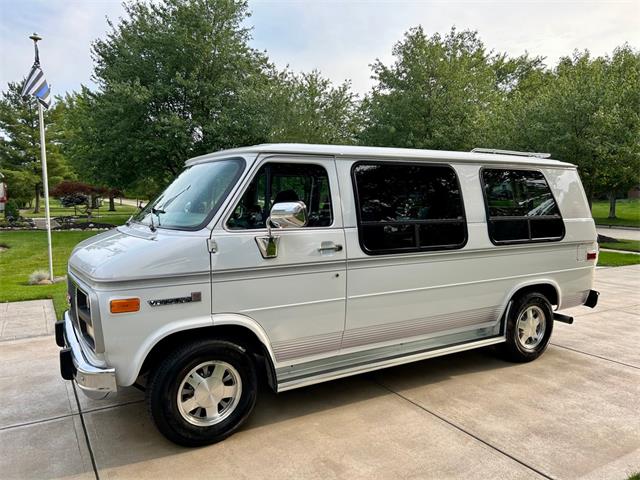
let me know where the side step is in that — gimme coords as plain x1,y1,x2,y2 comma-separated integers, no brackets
553,312,574,324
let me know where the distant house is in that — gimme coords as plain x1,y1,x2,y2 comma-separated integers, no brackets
629,185,640,199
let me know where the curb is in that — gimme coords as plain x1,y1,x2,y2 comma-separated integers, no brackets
596,225,640,231
599,248,640,255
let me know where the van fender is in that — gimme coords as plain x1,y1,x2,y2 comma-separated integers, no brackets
497,278,562,323
211,313,277,366
122,315,215,386
123,314,277,387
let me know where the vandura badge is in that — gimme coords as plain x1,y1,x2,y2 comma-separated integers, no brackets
148,292,202,307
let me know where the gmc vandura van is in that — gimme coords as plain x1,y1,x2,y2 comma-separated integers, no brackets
56,144,599,446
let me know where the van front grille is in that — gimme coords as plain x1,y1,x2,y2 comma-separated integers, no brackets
68,279,95,349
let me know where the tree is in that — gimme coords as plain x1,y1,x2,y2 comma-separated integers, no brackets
0,81,73,211
359,27,503,150
510,48,640,209
74,0,272,194
595,46,640,217
0,169,36,207
66,0,363,196
262,70,360,144
536,52,608,206
482,54,552,151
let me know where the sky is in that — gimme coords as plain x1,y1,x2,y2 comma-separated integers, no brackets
1,0,638,97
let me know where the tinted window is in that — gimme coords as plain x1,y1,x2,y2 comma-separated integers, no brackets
482,169,564,243
227,163,332,229
353,163,466,254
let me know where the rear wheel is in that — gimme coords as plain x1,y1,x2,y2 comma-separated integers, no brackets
498,292,553,363
146,339,257,446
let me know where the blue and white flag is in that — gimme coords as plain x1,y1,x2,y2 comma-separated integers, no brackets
21,63,51,109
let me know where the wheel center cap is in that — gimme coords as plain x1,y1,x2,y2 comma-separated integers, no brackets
194,379,222,408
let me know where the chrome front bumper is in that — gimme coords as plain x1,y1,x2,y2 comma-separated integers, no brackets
56,311,117,399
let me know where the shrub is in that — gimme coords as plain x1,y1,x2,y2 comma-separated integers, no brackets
60,193,88,211
0,170,37,207
60,193,88,207
4,200,19,220
28,270,50,284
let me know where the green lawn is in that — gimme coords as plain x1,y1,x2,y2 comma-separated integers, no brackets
597,251,640,267
592,199,640,228
599,239,640,252
0,230,99,317
20,198,138,226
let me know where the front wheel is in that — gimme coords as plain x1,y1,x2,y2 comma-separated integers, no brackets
498,292,554,363
146,339,257,447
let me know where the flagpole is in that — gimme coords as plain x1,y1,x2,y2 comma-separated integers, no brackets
30,33,54,282
37,101,54,281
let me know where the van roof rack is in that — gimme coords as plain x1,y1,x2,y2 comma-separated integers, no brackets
471,148,551,159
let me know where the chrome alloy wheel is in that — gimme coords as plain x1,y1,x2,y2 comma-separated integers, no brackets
177,361,242,427
516,306,546,351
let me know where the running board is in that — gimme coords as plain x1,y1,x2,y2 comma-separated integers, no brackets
553,312,574,324
277,336,505,392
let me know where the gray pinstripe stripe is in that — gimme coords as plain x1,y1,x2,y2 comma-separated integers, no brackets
341,305,501,349
273,331,343,361
272,306,501,361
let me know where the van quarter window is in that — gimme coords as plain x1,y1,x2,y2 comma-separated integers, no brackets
352,162,467,254
227,163,333,229
481,169,565,243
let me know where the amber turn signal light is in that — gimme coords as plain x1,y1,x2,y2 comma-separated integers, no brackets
110,298,140,314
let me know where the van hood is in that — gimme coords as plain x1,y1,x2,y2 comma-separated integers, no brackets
68,225,210,283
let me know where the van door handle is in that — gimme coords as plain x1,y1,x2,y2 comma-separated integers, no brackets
318,242,343,253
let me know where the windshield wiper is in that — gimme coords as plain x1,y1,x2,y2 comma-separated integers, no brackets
156,185,191,211
142,184,190,232
149,206,165,230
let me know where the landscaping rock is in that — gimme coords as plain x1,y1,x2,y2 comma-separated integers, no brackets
54,221,115,230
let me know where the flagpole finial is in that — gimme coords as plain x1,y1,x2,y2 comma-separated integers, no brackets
29,33,42,65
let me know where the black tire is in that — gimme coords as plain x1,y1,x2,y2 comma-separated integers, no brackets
146,339,257,447
497,292,554,363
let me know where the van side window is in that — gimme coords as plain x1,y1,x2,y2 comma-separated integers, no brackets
481,169,564,243
227,163,333,229
352,163,467,254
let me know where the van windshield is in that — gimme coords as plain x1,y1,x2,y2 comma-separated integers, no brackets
132,158,244,230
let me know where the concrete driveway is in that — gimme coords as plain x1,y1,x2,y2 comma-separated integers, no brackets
1,266,639,480
597,227,640,241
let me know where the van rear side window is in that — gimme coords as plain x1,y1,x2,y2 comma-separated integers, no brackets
481,169,565,244
352,162,467,255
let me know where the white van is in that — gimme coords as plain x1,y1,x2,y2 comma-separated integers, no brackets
57,144,599,446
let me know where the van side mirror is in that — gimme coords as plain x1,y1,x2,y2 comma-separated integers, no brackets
269,201,308,229
255,201,308,259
